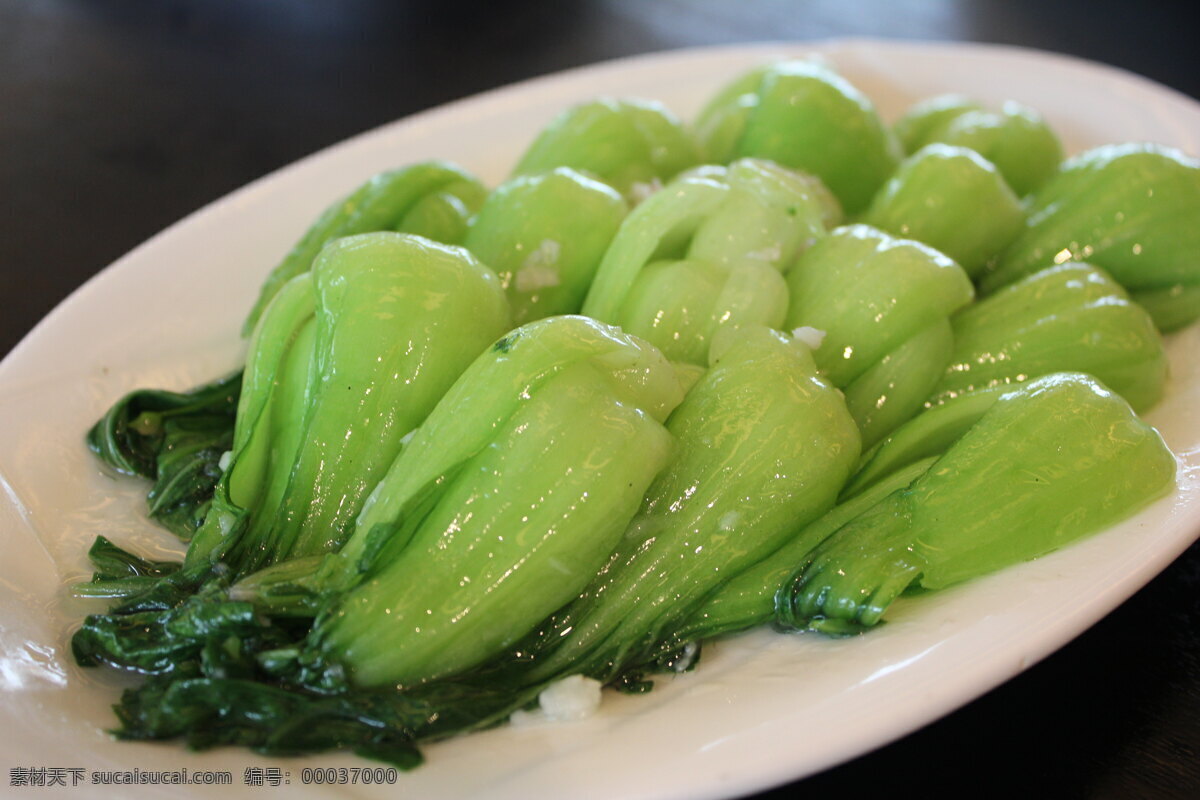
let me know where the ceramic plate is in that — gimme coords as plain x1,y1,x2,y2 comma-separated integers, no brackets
2,39,1198,800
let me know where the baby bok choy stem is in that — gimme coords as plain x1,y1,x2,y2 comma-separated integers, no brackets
462,167,629,325
981,143,1200,332
308,315,684,689
694,60,901,214
72,232,510,674
859,143,1026,277
930,261,1167,412
187,232,511,577
783,224,975,448
512,97,698,201
74,316,685,767
517,325,860,684
671,455,939,646
777,372,1176,634
892,95,1064,197
244,161,488,332
582,158,836,367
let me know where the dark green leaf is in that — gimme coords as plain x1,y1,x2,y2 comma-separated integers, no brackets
88,372,241,539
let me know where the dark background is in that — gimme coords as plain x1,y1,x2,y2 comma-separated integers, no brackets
2,1,1198,797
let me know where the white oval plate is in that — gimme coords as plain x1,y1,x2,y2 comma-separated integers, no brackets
1,40,1198,800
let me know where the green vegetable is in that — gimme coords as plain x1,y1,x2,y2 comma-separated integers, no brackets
784,224,975,447
838,319,955,451
71,63,1195,771
893,94,981,154
859,144,1025,276
72,539,544,767
1133,283,1200,333
72,536,186,600
102,632,542,768
523,326,860,682
463,167,628,325
582,158,835,365
309,315,683,688
512,97,698,200
87,373,241,539
244,161,488,333
778,372,1176,633
982,143,1200,331
684,162,840,266
932,261,1167,412
841,386,1006,501
895,95,1063,196
694,60,901,214
674,455,937,644
844,261,1165,502
190,232,511,575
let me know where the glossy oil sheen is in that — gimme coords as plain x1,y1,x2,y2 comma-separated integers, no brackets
841,317,954,449
842,385,1005,501
934,261,1167,411
679,456,936,641
585,159,833,365
915,100,1063,196
321,365,673,688
859,143,1024,276
984,143,1200,331
785,373,1177,628
464,168,628,325
314,316,682,686
512,97,698,200
332,315,685,580
245,161,487,331
695,60,901,214
527,326,860,679
893,94,982,154
784,224,974,389
195,233,511,573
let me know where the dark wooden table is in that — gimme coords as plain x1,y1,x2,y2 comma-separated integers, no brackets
3,1,1197,797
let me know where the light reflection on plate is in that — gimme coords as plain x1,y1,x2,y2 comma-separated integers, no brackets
1,40,1198,800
